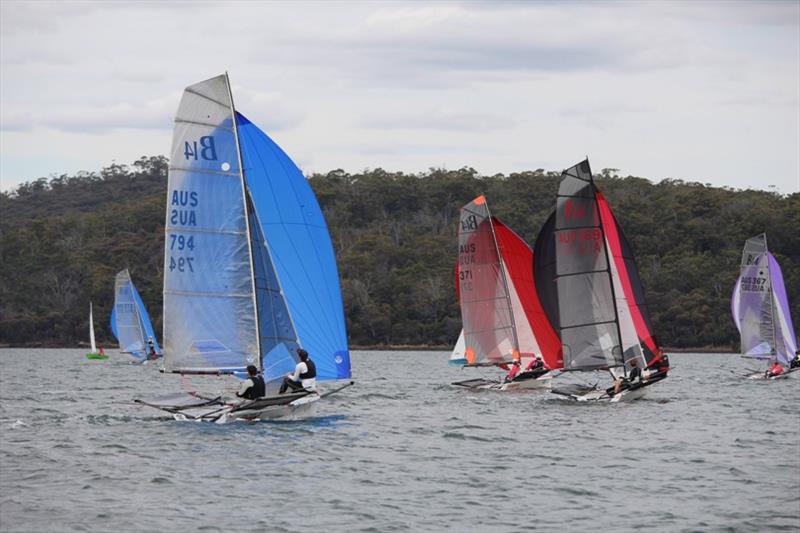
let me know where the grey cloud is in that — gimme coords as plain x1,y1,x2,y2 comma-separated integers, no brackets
360,108,515,132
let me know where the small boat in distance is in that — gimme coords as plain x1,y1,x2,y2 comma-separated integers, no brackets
732,234,798,379
544,159,668,402
110,269,161,362
450,195,562,391
85,302,108,360
136,73,352,422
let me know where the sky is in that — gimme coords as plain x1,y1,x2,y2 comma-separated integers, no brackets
1,0,799,193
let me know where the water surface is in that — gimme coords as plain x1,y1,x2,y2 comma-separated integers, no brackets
1,349,798,532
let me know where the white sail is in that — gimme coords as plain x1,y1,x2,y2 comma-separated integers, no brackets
89,302,97,354
449,329,466,365
163,74,259,373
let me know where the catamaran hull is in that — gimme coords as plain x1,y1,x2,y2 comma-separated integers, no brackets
552,375,666,403
574,386,647,403
452,372,552,391
746,368,800,380
225,393,320,422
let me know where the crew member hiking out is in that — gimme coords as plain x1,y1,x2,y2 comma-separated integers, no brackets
279,348,317,394
237,365,266,400
611,359,642,395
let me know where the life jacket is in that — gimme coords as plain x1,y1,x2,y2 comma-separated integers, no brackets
300,359,316,380
769,364,784,376
244,375,266,399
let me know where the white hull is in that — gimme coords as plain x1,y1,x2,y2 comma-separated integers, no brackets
746,367,800,380
553,384,649,403
498,374,552,391
452,372,552,392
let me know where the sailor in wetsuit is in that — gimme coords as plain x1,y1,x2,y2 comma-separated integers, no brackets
790,350,800,369
279,348,317,394
237,365,266,400
612,359,642,395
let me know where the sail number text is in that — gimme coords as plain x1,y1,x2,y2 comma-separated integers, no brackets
740,276,766,292
184,136,217,161
169,188,198,274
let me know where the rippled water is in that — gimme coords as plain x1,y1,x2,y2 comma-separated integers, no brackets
1,349,798,532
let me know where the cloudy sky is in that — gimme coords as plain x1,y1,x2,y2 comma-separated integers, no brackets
1,1,798,193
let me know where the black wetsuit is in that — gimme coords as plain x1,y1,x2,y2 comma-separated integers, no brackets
241,375,266,400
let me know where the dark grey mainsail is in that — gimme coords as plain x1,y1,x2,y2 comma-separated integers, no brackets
554,160,623,372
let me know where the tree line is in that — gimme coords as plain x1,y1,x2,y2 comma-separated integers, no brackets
1,156,797,350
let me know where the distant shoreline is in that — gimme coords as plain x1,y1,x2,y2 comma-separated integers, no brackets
0,342,736,353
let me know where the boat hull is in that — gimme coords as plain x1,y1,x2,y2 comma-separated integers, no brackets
552,375,665,403
226,393,320,422
85,353,108,360
451,372,552,391
747,367,800,380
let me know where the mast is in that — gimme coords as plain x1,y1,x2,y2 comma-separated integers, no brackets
763,234,777,356
485,202,521,360
225,72,262,368
590,171,627,375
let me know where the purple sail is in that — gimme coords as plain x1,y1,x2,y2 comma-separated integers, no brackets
731,234,797,365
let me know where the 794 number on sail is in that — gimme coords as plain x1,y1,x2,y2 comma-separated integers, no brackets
169,256,194,273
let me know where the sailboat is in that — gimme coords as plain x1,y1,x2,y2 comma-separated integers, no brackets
450,195,562,391
85,302,107,360
732,234,798,379
110,269,161,362
136,73,351,422
542,160,668,402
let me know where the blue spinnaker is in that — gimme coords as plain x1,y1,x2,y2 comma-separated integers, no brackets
237,112,351,381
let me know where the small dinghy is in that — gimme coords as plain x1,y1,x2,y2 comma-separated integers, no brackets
450,195,562,391
731,234,798,380
135,73,352,422
539,159,669,403
85,302,108,360
110,269,161,363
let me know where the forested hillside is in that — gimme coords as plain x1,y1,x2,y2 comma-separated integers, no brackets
1,156,798,350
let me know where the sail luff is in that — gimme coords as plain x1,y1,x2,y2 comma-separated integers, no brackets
226,72,262,370
763,235,779,358
485,204,522,360
593,178,628,374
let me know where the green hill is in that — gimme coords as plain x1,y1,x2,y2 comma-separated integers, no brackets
1,156,797,350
